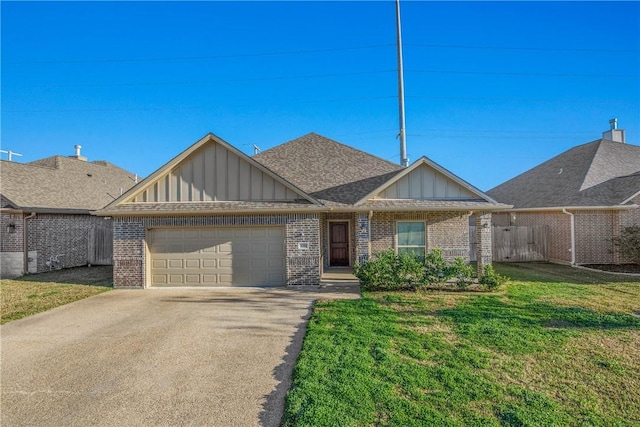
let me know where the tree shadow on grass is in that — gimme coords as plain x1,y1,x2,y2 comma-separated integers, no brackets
496,262,640,285
436,295,640,354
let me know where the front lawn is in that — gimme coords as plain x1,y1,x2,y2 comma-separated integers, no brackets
0,266,112,324
282,263,640,426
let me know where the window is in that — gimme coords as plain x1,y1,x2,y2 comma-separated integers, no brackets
396,221,426,257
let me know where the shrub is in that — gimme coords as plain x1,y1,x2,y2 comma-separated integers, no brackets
447,257,476,289
479,264,508,290
354,249,507,292
355,249,486,291
421,248,448,286
354,249,422,291
612,225,640,264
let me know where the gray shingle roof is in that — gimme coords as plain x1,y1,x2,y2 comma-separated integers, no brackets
487,139,640,208
96,132,505,215
253,133,405,206
1,156,138,212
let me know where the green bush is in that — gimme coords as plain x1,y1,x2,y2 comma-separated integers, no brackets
354,249,423,291
612,225,640,264
355,249,509,292
421,248,448,286
447,257,476,289
479,264,508,290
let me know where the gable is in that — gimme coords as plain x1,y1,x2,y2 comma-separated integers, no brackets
123,134,313,204
375,163,477,200
357,157,492,205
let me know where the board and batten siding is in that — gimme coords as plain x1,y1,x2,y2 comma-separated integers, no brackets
131,142,301,203
375,164,476,200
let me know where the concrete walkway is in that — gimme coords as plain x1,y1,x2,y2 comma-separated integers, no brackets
1,286,360,427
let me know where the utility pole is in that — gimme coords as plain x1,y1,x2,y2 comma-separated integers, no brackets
396,0,409,167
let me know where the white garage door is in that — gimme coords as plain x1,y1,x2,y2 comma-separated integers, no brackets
149,227,285,287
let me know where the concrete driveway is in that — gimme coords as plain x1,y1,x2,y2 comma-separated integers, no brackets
1,286,359,427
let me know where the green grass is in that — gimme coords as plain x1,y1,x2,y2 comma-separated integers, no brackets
282,263,640,427
1,266,112,324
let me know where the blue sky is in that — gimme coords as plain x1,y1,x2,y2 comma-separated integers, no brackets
2,1,638,191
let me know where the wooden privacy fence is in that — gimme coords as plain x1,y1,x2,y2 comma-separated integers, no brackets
88,227,113,265
470,225,549,262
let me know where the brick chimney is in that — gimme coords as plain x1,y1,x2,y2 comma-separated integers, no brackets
602,118,626,143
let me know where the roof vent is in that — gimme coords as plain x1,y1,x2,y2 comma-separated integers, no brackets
602,118,625,143
71,144,88,161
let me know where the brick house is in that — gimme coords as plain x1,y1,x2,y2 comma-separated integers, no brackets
0,147,137,278
96,133,508,288
488,120,640,265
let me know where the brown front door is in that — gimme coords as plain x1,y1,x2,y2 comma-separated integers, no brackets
329,222,349,266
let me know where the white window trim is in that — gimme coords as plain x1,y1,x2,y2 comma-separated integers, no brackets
395,220,427,255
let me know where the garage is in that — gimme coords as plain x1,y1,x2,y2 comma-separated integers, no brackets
148,227,285,287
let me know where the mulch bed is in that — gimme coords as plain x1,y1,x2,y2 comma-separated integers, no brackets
582,264,640,274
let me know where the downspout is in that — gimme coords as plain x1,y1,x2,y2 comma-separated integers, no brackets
562,209,575,265
23,212,36,274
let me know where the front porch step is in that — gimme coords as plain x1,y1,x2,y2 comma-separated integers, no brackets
321,268,359,283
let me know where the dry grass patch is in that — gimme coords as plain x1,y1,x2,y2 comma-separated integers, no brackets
536,282,640,316
1,266,112,324
500,331,640,423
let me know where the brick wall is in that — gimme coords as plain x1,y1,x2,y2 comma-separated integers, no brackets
370,211,471,261
476,212,492,275
286,215,321,285
356,212,370,264
1,212,23,252
574,210,616,264
27,214,112,272
617,199,640,264
0,212,25,278
112,213,321,288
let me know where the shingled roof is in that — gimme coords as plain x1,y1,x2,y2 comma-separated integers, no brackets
487,138,640,209
1,156,138,213
253,133,404,206
96,131,505,215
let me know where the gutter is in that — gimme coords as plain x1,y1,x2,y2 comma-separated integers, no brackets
19,207,93,215
494,204,638,213
562,208,576,265
23,212,36,274
94,204,513,217
0,208,24,214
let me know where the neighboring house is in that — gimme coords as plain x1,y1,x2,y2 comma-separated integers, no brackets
97,132,508,288
0,146,138,278
488,120,640,265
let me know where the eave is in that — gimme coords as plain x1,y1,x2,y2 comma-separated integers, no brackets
494,204,639,213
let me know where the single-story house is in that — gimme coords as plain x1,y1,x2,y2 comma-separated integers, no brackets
487,120,640,265
97,132,509,288
0,146,138,278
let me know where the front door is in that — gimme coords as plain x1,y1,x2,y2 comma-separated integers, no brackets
329,222,349,266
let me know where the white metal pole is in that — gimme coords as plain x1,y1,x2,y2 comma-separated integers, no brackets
396,0,408,167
